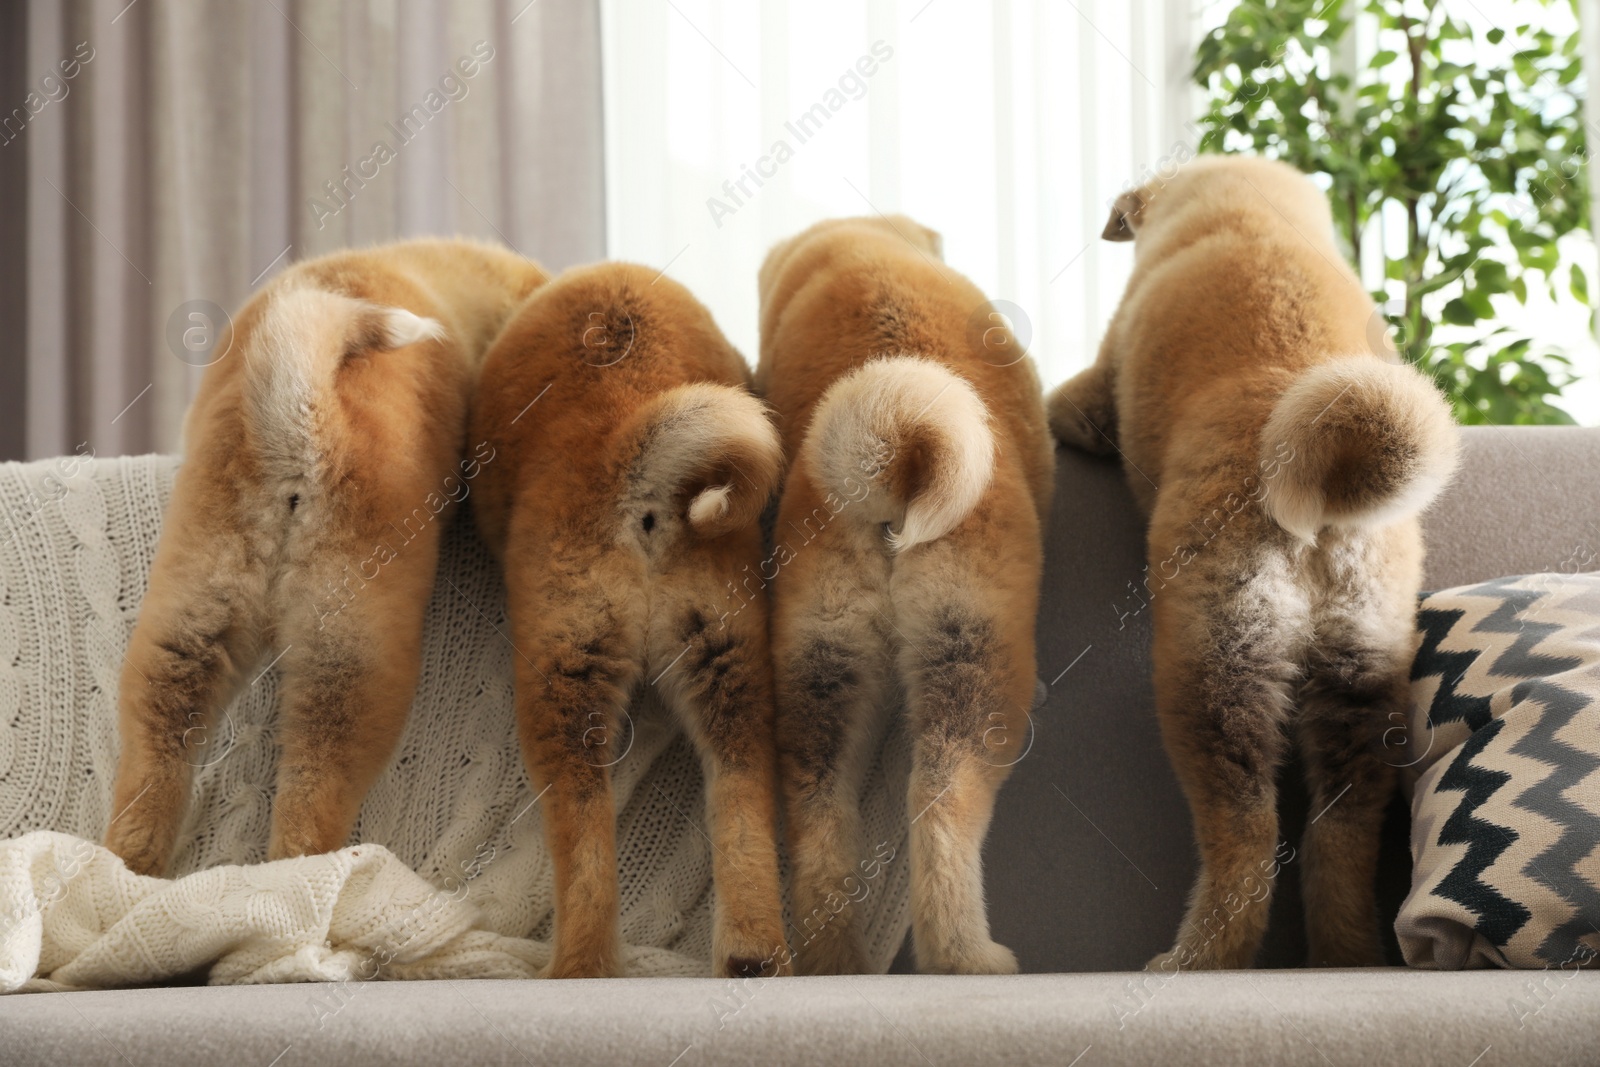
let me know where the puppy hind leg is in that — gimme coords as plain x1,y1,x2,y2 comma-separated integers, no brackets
776,600,894,976
266,527,449,858
898,600,1031,975
654,590,790,978
1296,642,1405,967
522,641,638,979
266,628,422,860
107,580,258,876
511,562,643,980
1152,581,1302,970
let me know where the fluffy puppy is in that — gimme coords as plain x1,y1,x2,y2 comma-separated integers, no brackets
1049,156,1459,969
757,216,1054,974
470,262,790,980
106,239,548,876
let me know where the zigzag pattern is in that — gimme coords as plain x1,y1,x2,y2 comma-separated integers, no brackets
1412,601,1492,732
1476,583,1585,682
1507,674,1600,967
1433,717,1533,947
1399,573,1600,970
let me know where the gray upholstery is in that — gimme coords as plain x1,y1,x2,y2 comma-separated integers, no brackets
1420,426,1600,590
982,426,1600,975
7,971,1598,1066
981,432,1189,974
8,426,1600,1064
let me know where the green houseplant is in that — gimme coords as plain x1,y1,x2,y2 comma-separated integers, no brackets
1193,0,1590,424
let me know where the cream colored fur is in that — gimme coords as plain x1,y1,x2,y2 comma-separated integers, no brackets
624,382,785,539
758,216,1054,976
105,239,548,879
1046,156,1462,971
245,287,446,486
1261,357,1460,543
803,356,996,553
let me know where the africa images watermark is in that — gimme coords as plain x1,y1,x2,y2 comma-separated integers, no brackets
1110,838,1298,1030
1112,439,1298,631
1,837,98,933
307,40,496,230
705,839,899,1032
305,839,500,1028
312,440,498,629
714,434,896,631
1508,942,1599,1030
705,40,895,228
0,442,96,547
1,41,94,147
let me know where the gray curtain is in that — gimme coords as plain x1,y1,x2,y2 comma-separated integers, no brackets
5,0,605,460
0,1,26,463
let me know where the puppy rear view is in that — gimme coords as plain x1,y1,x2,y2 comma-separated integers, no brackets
759,217,1054,974
107,240,547,876
1049,156,1458,969
470,263,790,979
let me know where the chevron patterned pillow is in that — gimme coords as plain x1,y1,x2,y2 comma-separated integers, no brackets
1396,573,1600,971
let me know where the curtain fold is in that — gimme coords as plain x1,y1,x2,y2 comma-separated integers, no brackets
0,2,24,463
16,0,606,460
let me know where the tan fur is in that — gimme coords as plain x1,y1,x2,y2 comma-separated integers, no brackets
757,216,1054,975
1048,156,1460,969
106,239,548,877
470,262,790,980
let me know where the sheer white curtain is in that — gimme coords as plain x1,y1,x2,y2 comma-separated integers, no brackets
600,0,1202,386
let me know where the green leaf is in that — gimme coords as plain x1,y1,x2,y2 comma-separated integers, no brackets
1191,0,1589,426
1441,298,1478,326
1474,260,1511,293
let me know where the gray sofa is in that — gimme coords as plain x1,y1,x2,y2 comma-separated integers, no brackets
8,427,1600,1065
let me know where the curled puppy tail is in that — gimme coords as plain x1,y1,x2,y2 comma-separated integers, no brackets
243,286,444,485
1260,356,1459,543
624,382,784,538
802,355,995,553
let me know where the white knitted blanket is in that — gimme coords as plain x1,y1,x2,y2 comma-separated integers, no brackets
0,454,913,992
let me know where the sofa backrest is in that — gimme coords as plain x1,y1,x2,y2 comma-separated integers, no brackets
969,426,1600,974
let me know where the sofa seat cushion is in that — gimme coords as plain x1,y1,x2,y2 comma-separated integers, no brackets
6,971,1598,1066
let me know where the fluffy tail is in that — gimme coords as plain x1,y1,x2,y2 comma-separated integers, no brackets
244,285,444,483
624,382,784,538
1260,357,1459,542
801,356,995,553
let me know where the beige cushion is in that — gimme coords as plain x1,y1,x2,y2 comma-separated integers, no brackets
1399,573,1600,969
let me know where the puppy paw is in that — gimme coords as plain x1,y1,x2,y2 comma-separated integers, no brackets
1150,939,1250,971
920,938,1019,975
1146,948,1182,973
792,929,870,976
1047,372,1119,456
543,951,622,980
103,822,170,878
721,953,791,979
717,929,794,978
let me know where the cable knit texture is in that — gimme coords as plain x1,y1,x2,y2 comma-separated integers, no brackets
0,454,914,992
